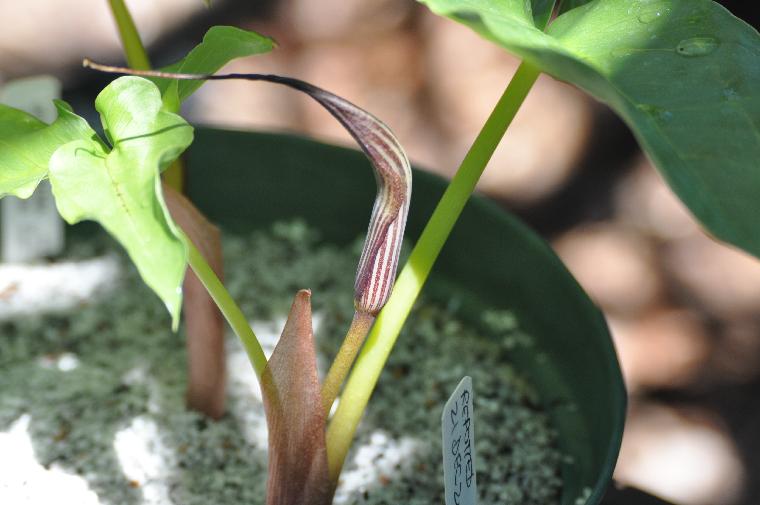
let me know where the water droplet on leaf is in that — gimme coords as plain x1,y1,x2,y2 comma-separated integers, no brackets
659,110,673,123
611,47,634,58
637,104,672,123
723,88,740,101
638,104,659,115
637,4,671,24
676,37,719,57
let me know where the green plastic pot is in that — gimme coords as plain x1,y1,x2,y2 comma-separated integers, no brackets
184,127,626,505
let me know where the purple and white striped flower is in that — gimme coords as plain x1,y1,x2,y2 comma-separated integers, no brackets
224,76,412,315
295,85,411,315
82,59,413,315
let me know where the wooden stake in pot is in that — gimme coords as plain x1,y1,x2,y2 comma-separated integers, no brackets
164,183,226,420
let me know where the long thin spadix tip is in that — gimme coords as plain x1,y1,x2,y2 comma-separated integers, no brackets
82,59,123,74
82,59,210,80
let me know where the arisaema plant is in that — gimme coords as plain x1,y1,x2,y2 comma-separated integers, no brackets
0,0,757,503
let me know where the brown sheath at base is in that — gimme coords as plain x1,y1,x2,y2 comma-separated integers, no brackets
262,290,331,505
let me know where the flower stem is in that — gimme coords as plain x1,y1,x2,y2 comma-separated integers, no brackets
325,61,541,482
186,238,267,377
107,0,151,70
321,311,375,417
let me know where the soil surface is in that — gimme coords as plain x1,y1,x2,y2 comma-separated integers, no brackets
0,223,566,505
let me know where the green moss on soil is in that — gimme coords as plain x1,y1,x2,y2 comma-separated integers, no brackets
0,222,563,504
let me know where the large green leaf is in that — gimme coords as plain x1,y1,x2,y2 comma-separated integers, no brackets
421,0,760,259
0,102,94,198
155,25,275,109
49,77,193,327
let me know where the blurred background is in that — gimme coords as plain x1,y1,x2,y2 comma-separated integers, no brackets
1,1,759,504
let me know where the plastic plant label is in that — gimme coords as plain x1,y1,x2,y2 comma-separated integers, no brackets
442,376,477,505
1,76,65,263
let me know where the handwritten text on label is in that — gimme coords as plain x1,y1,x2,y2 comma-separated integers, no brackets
442,376,477,505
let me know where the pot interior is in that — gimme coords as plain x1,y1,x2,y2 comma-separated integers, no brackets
184,127,626,505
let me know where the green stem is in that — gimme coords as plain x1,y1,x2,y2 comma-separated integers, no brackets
321,311,375,417
107,0,186,188
107,0,151,70
186,238,267,377
325,61,541,482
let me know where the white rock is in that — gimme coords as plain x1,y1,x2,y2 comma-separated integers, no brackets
0,415,100,505
665,233,760,319
614,157,699,240
615,403,744,505
333,430,422,504
554,223,662,315
607,310,709,392
113,417,170,504
0,255,120,320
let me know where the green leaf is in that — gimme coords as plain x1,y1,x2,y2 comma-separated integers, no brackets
49,76,193,327
557,0,592,14
532,0,556,29
155,26,275,109
0,101,95,198
420,0,760,259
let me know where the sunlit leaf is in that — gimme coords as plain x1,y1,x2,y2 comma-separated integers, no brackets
420,0,760,260
153,26,275,110
0,101,94,198
49,76,193,327
261,290,331,505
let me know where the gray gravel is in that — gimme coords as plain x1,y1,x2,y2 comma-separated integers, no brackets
0,222,562,504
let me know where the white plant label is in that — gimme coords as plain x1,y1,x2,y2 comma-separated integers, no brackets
442,376,477,505
1,76,64,263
